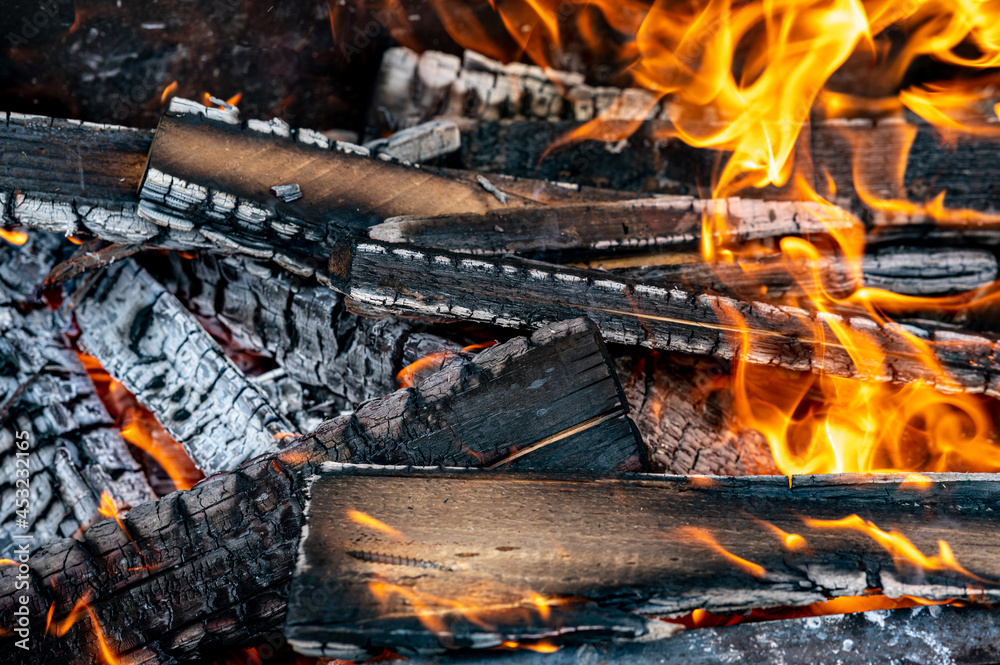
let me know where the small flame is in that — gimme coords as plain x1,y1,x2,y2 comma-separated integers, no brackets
97,491,129,538
757,520,807,551
0,559,16,566
804,514,986,581
0,228,28,246
160,80,178,103
397,341,497,388
51,594,120,664
272,431,299,441
347,509,407,541
369,579,557,648
673,526,767,578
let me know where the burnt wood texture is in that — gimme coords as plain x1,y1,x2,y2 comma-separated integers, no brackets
0,318,644,665
0,233,155,556
325,237,1000,394
287,466,1000,659
74,259,294,475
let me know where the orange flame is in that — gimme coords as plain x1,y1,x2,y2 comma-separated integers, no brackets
160,80,178,103
397,341,497,388
674,526,767,578
804,514,987,582
758,520,808,551
0,228,28,246
50,594,120,664
78,352,203,492
97,491,127,535
369,579,557,648
347,509,407,541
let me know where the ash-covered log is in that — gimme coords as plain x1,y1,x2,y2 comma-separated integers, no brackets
287,466,1000,659
74,259,293,475
0,235,154,556
0,318,644,665
151,252,420,408
325,237,1000,394
394,604,1000,665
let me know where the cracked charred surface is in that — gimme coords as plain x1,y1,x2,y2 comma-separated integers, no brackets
327,238,1000,395
0,318,643,664
74,259,293,475
0,234,154,556
395,604,1000,665
151,252,417,409
615,353,777,476
289,466,1000,659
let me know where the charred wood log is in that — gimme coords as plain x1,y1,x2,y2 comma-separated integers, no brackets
324,238,1000,395
615,353,777,476
74,259,293,475
368,197,856,261
363,119,463,163
133,99,539,273
0,318,644,665
0,112,158,244
617,246,999,300
287,466,1000,659
150,252,418,408
0,261,154,555
365,48,633,140
394,604,1000,665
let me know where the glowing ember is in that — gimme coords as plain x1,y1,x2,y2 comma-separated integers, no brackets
673,526,767,578
0,228,28,246
804,514,986,581
78,352,203,492
347,509,408,541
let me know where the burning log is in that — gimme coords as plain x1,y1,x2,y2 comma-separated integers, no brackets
0,112,157,244
619,246,999,300
0,237,154,556
324,237,1000,394
286,465,1000,659
74,259,294,475
615,353,777,476
364,48,619,140
0,318,644,665
133,99,536,271
393,604,1000,665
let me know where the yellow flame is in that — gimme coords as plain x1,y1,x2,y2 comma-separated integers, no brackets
804,514,987,582
347,509,407,541
97,491,128,536
674,526,767,578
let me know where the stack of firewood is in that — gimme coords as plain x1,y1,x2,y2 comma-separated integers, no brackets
2,47,1000,665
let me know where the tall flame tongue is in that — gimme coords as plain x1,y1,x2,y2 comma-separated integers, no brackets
415,0,1000,475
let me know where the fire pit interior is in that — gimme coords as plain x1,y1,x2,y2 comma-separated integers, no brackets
3,1,1000,664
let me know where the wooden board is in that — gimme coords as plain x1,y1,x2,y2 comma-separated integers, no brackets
287,467,1000,658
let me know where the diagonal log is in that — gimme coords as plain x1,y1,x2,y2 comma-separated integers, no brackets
324,237,1000,395
0,318,644,665
287,465,1000,659
74,259,293,475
